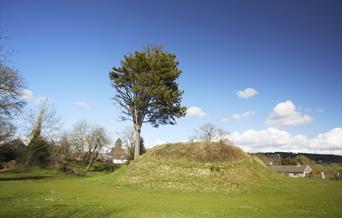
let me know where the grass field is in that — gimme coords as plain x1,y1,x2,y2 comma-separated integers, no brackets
0,167,341,218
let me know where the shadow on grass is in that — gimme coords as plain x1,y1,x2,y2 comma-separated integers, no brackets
0,175,52,181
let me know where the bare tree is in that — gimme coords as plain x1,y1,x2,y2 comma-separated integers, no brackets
216,128,231,144
0,120,15,144
69,120,111,173
83,127,111,173
0,34,14,64
69,120,92,158
0,64,25,118
49,133,71,170
0,45,26,143
24,100,62,142
0,35,26,143
191,123,230,143
119,127,146,161
200,123,217,142
119,127,135,155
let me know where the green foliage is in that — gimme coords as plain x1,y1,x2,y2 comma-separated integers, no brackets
109,45,186,127
25,136,50,167
25,109,51,167
92,162,120,172
66,161,120,174
281,158,297,165
0,139,26,162
281,155,315,166
293,155,315,165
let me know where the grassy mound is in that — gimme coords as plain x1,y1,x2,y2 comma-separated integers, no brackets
111,142,279,193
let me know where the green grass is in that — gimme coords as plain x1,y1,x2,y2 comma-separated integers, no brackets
111,142,280,193
0,167,341,217
1,143,341,217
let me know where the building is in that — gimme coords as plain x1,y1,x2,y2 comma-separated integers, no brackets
98,154,113,163
270,165,312,177
111,138,128,164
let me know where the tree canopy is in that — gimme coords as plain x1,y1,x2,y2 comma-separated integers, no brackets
109,45,186,160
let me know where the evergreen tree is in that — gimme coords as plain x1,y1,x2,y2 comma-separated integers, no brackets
25,107,50,166
109,45,186,160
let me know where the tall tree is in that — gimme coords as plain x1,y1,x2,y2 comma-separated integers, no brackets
24,100,62,142
25,105,49,166
0,36,25,143
109,46,186,160
25,101,62,166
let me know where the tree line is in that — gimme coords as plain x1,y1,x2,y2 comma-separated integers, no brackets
1,40,186,173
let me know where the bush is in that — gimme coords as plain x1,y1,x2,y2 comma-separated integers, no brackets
0,139,26,162
93,163,119,172
25,136,51,167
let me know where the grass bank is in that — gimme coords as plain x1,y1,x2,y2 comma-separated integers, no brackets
0,168,341,217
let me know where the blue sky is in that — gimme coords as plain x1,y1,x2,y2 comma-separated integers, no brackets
1,0,341,153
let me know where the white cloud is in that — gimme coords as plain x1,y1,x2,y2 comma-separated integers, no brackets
186,106,206,118
266,100,312,127
236,88,258,99
232,111,256,120
21,89,33,100
229,127,342,155
311,128,342,151
74,101,89,108
21,89,47,104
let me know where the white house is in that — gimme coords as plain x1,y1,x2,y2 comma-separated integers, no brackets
271,165,313,177
111,138,128,164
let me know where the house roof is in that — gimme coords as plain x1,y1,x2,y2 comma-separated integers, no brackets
271,165,312,173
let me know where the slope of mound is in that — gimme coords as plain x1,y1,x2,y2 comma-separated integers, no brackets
111,142,279,193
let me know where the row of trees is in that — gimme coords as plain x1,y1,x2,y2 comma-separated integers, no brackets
0,36,146,173
0,98,143,173
3,40,219,168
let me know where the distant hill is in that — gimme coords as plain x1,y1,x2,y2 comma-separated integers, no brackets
252,152,342,164
108,142,280,193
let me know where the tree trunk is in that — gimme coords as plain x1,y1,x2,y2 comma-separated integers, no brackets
134,124,141,160
83,156,94,173
83,147,92,161
83,146,98,173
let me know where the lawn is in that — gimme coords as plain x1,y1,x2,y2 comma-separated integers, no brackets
0,168,341,217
